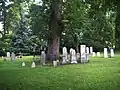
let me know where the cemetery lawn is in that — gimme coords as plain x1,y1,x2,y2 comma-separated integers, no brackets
0,53,120,90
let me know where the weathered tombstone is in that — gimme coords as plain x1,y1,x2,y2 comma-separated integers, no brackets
31,62,36,68
104,48,108,58
7,52,10,58
86,53,90,62
11,52,15,61
97,52,100,57
40,51,46,65
71,49,77,64
76,53,80,61
110,48,114,57
86,47,90,62
70,48,73,61
86,47,89,54
80,45,87,63
92,52,96,57
22,62,25,67
62,47,68,64
90,47,93,54
53,61,57,67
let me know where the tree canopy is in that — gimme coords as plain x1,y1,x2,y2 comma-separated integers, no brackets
0,0,120,58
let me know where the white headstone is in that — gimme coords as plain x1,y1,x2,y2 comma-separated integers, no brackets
62,47,68,64
40,51,46,65
80,45,87,63
104,48,108,58
53,61,57,67
31,62,36,68
97,52,100,57
11,52,15,61
86,47,89,54
90,47,93,54
22,62,25,67
71,49,77,64
7,52,10,58
92,52,96,57
110,49,114,57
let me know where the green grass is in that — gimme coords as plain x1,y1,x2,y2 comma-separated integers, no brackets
0,53,120,90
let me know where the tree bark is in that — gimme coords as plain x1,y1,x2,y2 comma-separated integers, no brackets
47,0,62,61
47,36,60,61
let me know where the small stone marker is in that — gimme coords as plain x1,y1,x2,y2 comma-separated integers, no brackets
71,49,77,64
53,61,57,67
31,62,36,68
97,52,100,57
92,52,96,57
90,47,93,54
62,47,68,64
11,52,15,61
110,48,114,57
104,48,108,58
40,51,46,65
22,62,25,67
7,52,10,58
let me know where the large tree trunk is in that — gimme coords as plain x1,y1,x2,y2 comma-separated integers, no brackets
47,0,62,61
47,36,60,61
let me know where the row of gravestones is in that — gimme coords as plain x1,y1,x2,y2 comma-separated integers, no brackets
9,46,115,68
5,52,16,61
40,45,91,67
4,52,22,61
62,45,90,64
22,45,90,68
92,48,115,58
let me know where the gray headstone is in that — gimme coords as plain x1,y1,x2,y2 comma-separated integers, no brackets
86,53,90,62
11,52,15,61
70,48,73,61
40,51,46,65
76,53,80,61
71,49,77,64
